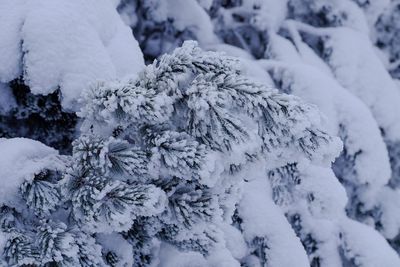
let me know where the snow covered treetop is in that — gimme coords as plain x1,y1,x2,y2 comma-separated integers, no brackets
81,41,342,167
0,0,144,111
66,41,344,265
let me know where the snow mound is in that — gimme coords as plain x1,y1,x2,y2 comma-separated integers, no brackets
0,138,64,207
0,0,144,111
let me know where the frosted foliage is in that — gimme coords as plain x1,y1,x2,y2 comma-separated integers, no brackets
0,139,107,266
129,0,400,264
71,41,344,266
0,0,144,110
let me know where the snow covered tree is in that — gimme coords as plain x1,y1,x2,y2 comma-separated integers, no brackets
0,0,145,152
0,138,108,266
115,0,400,256
2,0,400,265
68,41,338,265
63,41,399,266
282,0,400,248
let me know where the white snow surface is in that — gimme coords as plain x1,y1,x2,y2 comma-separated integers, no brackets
272,38,390,182
265,32,392,210
167,0,217,45
325,27,400,141
340,218,400,267
97,233,135,267
239,177,310,267
357,0,391,33
0,138,65,207
242,0,288,32
0,0,144,111
377,187,400,238
158,243,207,267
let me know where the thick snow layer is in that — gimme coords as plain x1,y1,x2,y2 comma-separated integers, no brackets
0,0,26,83
298,163,348,217
340,218,400,267
265,40,391,188
0,0,144,111
239,174,310,267
325,27,400,141
148,0,217,46
96,233,135,267
168,0,216,44
206,245,241,267
356,0,391,33
241,0,288,32
377,187,400,238
263,34,397,240
221,224,247,260
158,243,207,267
0,138,64,207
